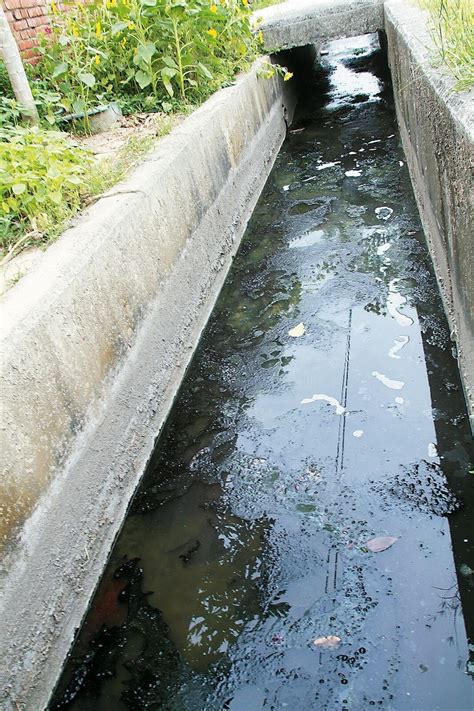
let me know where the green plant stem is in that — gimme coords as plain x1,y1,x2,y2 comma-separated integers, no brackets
171,17,186,100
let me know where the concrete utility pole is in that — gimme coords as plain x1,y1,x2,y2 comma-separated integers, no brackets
0,5,39,124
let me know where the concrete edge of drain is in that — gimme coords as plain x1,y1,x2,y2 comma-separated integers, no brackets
0,61,297,710
384,0,474,430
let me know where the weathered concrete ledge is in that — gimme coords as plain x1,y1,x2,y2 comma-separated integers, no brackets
0,62,296,710
256,0,384,51
385,0,474,427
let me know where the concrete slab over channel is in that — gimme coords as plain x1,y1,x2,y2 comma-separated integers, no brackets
0,62,296,710
256,0,384,51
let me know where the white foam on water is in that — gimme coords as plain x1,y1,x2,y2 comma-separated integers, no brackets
428,442,438,458
353,430,364,437
395,396,404,404
345,170,362,177
388,335,409,359
376,242,392,256
301,393,346,414
387,280,414,327
372,371,404,390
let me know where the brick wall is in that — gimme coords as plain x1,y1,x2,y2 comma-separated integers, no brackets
4,0,50,62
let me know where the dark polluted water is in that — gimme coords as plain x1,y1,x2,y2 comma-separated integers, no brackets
52,36,474,710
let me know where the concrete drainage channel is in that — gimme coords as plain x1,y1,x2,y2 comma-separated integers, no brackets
0,1,472,709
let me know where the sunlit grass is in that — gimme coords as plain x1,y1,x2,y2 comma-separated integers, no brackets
252,0,285,11
420,0,474,91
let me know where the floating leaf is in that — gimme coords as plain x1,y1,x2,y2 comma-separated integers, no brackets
288,322,305,337
366,536,398,553
313,635,341,649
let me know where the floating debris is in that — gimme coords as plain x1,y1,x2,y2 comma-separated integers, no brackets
375,206,393,220
313,635,342,649
288,322,306,337
366,536,398,552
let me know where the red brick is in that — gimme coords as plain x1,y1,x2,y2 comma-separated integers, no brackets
4,0,21,11
13,19,28,30
30,15,48,27
17,37,36,50
13,8,28,19
27,7,43,17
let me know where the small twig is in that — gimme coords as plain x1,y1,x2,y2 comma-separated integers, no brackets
0,230,41,267
84,188,146,206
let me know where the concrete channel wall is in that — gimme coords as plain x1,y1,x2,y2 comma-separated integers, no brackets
0,63,296,710
384,0,474,428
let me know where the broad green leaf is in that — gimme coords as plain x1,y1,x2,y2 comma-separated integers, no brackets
162,75,174,97
111,21,128,34
52,62,68,79
47,164,61,179
50,192,62,205
163,56,179,69
162,101,173,112
72,99,86,114
136,42,156,62
12,183,26,195
140,0,157,5
78,72,96,88
135,70,151,89
161,67,177,78
197,62,212,79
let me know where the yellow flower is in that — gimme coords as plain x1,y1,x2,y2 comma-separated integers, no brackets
128,21,135,29
207,28,217,38
210,3,217,12
51,0,58,14
242,0,248,6
121,37,127,47
71,24,79,37
95,21,102,38
95,55,101,65
257,29,263,43
283,71,293,81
